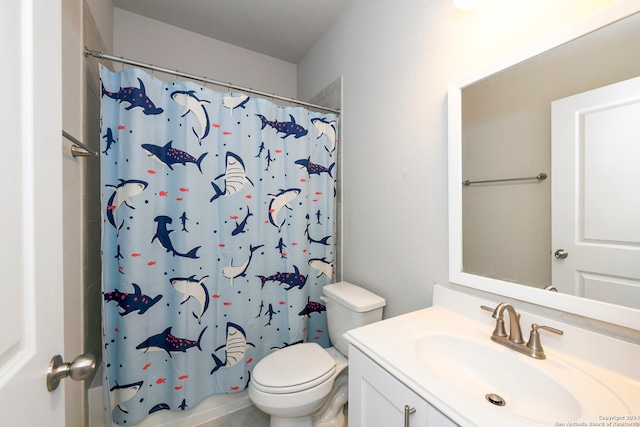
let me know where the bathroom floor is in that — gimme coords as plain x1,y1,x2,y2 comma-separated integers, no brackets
195,405,270,427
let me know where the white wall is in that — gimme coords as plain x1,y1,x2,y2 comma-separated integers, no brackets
297,0,623,319
113,8,297,98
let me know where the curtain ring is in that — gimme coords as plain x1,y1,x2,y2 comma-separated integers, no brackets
120,56,124,71
203,76,207,89
175,70,179,82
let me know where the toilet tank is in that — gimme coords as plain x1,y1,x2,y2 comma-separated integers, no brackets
322,281,386,355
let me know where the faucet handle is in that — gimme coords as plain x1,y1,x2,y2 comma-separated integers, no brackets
480,305,494,313
526,324,564,359
535,324,563,335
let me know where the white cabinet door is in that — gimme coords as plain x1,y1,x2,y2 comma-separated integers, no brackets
349,346,458,427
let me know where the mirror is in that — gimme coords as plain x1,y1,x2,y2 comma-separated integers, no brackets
449,3,640,330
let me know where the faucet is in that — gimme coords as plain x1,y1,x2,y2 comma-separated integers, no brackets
490,303,524,344
481,304,563,360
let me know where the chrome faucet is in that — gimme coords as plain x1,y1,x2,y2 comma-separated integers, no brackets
481,304,563,360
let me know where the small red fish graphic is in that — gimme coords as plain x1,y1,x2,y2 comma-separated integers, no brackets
279,301,286,305
179,188,189,192
212,123,220,128
158,191,168,197
316,329,324,333
280,252,287,257
315,192,322,195
275,149,282,153
300,179,307,183
176,197,183,201
230,386,239,391
148,170,156,174
291,242,298,246
156,378,166,385
143,363,152,370
147,261,156,266
245,195,252,199
118,265,124,271
212,294,221,299
115,328,119,333
246,358,253,364
178,375,189,380
118,125,125,130
218,243,225,247
223,302,232,306
312,199,318,203
107,205,116,211
174,386,183,390
131,253,141,257
229,216,239,220
222,131,232,135
303,249,308,253
314,336,319,340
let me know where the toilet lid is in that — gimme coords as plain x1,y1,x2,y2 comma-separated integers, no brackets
251,343,336,394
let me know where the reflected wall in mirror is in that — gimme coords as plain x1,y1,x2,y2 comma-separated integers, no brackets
462,10,640,295
449,3,640,330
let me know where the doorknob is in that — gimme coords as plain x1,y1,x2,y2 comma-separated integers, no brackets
554,249,568,259
47,353,96,392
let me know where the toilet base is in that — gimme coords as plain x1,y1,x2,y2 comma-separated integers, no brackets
263,372,348,427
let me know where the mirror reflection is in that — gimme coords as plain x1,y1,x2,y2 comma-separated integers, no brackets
461,11,640,309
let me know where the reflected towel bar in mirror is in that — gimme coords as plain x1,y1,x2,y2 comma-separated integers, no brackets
462,172,547,186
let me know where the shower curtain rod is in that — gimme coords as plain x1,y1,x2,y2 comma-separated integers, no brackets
84,47,340,114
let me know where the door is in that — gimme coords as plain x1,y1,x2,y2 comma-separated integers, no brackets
0,0,65,425
552,76,640,308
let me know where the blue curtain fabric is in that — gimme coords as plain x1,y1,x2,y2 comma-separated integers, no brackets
100,65,338,425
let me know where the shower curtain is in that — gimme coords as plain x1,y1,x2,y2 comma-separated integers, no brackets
99,64,338,425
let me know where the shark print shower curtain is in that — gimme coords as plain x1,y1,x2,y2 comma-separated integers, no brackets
99,65,338,425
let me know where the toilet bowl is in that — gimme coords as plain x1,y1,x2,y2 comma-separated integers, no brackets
248,282,386,427
249,344,347,426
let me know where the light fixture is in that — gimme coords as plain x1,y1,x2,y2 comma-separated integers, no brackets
454,0,486,10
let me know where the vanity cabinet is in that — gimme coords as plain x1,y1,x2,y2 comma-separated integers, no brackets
349,345,458,427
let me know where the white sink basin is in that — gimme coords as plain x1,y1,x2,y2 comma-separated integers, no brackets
415,332,624,424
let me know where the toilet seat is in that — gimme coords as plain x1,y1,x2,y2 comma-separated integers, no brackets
251,343,336,394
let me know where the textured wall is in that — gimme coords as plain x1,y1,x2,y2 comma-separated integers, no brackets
297,0,622,319
113,8,297,99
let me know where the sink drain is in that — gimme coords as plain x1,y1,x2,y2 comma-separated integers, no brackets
485,393,506,406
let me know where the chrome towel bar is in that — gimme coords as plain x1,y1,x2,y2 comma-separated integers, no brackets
462,172,546,186
62,130,98,157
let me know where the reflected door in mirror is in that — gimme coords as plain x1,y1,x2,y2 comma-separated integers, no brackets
552,76,640,310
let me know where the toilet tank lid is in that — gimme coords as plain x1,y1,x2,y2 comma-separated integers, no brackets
323,281,386,312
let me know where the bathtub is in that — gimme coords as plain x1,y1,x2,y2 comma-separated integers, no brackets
88,366,252,427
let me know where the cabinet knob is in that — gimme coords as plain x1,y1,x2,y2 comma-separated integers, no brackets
404,405,416,427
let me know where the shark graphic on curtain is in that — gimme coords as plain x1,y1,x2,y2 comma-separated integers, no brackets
99,65,338,425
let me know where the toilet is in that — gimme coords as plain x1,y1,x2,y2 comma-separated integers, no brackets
248,281,386,427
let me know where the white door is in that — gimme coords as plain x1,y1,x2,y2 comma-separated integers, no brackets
0,0,65,425
552,76,640,309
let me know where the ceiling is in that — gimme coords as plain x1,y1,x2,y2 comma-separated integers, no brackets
112,0,352,64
